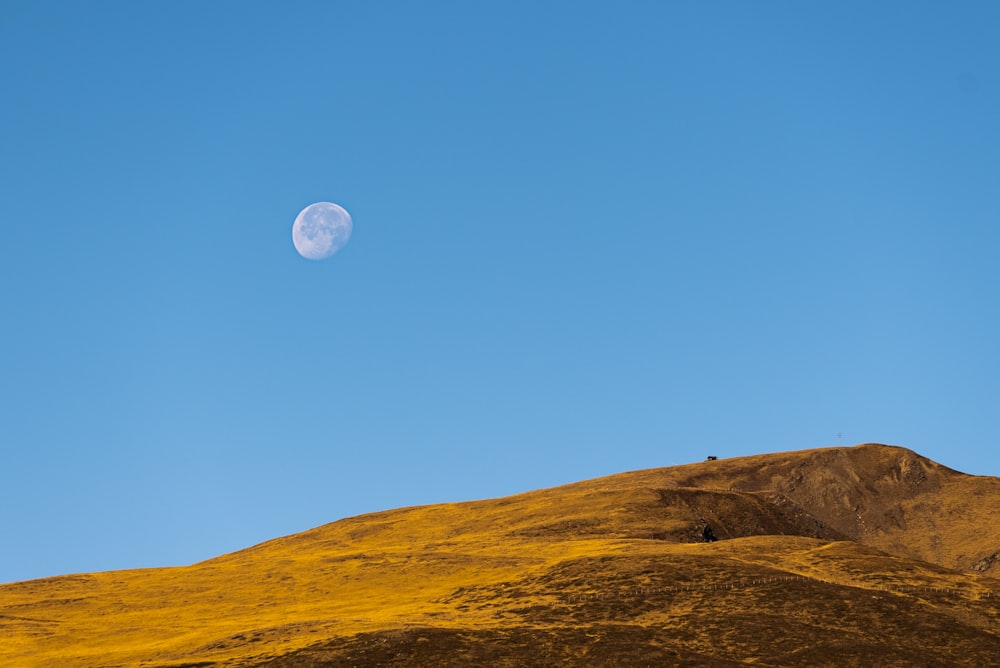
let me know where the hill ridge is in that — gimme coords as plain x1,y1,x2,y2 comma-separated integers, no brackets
2,443,999,667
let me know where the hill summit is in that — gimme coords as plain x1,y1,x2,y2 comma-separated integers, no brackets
2,443,999,666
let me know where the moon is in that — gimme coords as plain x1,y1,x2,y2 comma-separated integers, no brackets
292,202,353,260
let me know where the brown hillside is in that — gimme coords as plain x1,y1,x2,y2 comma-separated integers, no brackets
569,442,1000,572
1,443,999,667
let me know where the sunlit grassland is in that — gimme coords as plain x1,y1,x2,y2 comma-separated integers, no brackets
2,444,999,666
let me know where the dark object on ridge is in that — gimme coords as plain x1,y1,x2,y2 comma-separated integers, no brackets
706,455,718,461
702,525,717,542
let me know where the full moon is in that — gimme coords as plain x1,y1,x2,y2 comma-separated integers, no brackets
292,202,353,260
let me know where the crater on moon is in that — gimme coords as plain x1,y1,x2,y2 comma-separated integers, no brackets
292,202,352,260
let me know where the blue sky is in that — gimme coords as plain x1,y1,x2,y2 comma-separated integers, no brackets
2,1,998,583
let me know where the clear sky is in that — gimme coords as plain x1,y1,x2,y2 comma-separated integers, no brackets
2,2,998,584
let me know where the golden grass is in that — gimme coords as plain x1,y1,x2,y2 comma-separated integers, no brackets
2,443,999,667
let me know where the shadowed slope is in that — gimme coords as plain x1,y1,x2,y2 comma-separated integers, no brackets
642,442,1000,571
1,444,999,667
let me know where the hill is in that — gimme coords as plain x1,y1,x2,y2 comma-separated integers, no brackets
2,443,999,666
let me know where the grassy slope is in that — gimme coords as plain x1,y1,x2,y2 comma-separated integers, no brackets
2,444,999,667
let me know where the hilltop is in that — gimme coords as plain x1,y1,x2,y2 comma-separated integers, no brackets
2,443,999,666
